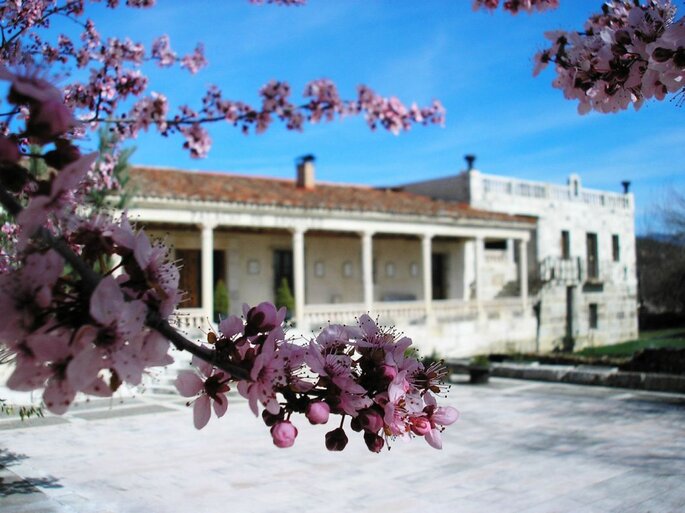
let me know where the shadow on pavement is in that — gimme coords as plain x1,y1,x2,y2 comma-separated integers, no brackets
0,448,62,497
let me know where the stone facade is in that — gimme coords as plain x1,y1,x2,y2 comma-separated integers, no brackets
403,168,638,352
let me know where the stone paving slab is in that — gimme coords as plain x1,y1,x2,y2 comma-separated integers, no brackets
1,379,684,513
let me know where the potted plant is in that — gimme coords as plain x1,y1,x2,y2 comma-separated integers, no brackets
469,355,491,384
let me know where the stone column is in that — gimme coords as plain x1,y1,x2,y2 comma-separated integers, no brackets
293,228,306,329
518,239,528,310
201,222,215,321
361,231,374,313
474,236,485,321
421,234,433,319
474,236,484,304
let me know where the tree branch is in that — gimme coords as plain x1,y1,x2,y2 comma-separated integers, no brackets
0,184,250,380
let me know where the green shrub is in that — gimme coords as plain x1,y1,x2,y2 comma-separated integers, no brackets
214,279,229,321
275,277,295,319
470,354,490,368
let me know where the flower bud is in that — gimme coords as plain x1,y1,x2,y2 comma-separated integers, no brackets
244,302,285,336
270,420,298,448
44,140,81,170
262,408,282,427
305,401,330,425
0,137,20,164
28,98,73,142
379,364,398,382
363,432,385,453
325,427,348,452
357,408,384,433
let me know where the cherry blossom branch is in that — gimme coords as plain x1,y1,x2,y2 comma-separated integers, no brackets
0,181,249,379
146,311,249,380
533,1,685,114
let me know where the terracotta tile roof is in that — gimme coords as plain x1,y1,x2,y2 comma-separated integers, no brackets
127,166,535,225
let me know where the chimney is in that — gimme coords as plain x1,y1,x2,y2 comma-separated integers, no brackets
621,180,631,194
464,154,476,171
296,154,315,190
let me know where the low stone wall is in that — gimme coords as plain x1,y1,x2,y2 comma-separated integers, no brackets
491,362,685,394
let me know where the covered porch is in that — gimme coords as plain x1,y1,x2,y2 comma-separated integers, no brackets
139,214,535,356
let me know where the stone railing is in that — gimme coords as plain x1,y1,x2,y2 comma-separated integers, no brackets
170,308,209,333
302,298,530,329
432,299,479,322
175,299,533,336
302,302,366,326
540,257,630,285
540,256,583,284
477,174,631,210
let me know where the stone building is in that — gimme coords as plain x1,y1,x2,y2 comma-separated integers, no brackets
125,155,638,357
403,157,638,352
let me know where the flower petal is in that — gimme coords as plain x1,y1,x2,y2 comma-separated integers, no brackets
425,428,443,450
89,276,123,325
433,406,459,426
175,371,203,397
193,395,211,429
67,346,104,391
212,394,228,418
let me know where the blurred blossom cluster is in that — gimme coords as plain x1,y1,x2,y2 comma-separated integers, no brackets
534,1,684,113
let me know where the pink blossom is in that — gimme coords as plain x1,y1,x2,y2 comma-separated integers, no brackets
422,394,459,450
355,408,384,433
180,44,207,74
472,0,559,14
237,330,286,416
534,1,684,113
219,315,244,339
151,35,177,67
243,301,286,337
180,123,211,158
305,401,330,425
176,356,230,429
16,152,97,246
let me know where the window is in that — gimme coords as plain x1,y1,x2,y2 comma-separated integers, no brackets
273,250,292,296
484,239,507,250
586,233,599,280
432,253,448,300
561,230,570,259
176,249,202,308
589,303,598,329
612,234,620,262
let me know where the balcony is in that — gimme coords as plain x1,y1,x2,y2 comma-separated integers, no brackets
540,257,630,286
539,257,583,285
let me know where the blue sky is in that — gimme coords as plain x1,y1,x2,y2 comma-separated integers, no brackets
67,1,684,233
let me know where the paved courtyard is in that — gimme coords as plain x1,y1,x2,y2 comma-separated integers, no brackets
1,378,684,513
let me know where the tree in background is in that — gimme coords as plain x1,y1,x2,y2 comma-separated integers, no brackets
637,189,685,328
